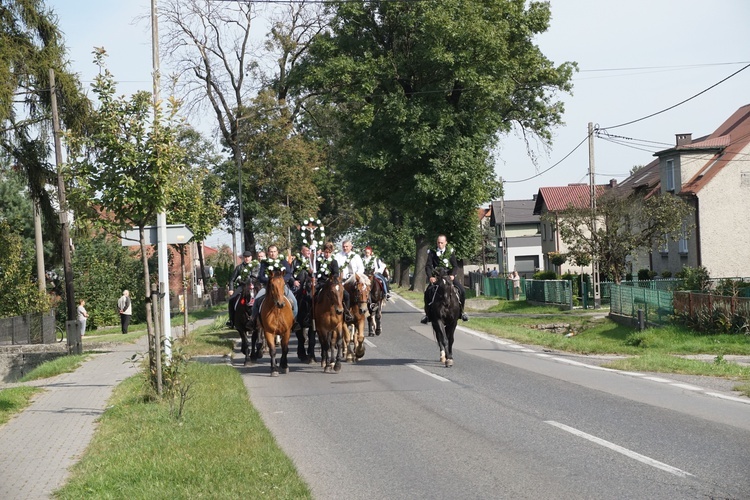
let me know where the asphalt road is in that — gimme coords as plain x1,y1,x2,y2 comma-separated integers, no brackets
236,298,750,500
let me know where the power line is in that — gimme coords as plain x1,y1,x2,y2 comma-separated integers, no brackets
503,132,590,184
600,63,750,130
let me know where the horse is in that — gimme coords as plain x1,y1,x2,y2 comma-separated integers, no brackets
343,273,370,361
258,269,294,376
366,272,386,336
313,275,345,373
233,279,262,365
293,269,316,363
427,268,461,367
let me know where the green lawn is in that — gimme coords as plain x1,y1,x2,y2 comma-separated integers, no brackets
56,362,311,499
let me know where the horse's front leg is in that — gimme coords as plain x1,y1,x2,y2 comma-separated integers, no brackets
375,306,382,336
306,327,317,364
295,325,307,362
280,330,290,375
433,319,448,364
355,320,365,360
333,327,344,373
344,324,354,362
265,331,279,376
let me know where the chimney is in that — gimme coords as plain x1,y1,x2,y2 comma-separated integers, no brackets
609,179,617,188
676,133,692,146
532,194,537,201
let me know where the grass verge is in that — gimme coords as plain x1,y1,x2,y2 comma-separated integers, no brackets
179,316,235,357
0,386,43,425
396,288,750,396
55,362,311,499
20,354,89,382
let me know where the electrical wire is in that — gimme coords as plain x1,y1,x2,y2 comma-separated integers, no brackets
502,132,590,183
600,62,750,130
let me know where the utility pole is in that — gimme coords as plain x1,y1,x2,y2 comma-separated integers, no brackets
588,122,601,308
499,179,508,275
49,68,81,354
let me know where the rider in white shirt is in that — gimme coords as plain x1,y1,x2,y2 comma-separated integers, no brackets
335,239,365,279
362,246,392,300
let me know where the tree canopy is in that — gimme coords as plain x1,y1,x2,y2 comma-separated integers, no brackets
545,190,694,282
290,0,575,285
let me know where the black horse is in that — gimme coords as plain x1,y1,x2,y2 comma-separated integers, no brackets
293,269,316,363
233,279,263,365
427,268,461,367
367,272,385,336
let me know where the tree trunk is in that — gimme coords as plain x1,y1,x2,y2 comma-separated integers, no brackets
398,257,411,289
412,236,429,292
138,226,155,373
196,241,212,305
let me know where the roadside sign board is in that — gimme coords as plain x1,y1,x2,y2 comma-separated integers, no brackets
121,224,194,246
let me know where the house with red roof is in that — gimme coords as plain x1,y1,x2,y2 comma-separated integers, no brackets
489,198,542,278
532,182,613,275
617,103,750,278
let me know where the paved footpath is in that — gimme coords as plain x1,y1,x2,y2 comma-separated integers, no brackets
0,318,216,500
0,335,148,499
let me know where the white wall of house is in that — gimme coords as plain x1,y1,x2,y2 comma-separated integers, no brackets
695,147,750,278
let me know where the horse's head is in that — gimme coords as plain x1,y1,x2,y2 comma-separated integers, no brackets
298,269,313,293
267,269,287,308
346,273,370,314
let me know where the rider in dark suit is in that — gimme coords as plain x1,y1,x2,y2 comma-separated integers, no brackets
421,234,468,324
226,250,257,328
316,242,353,322
252,245,299,329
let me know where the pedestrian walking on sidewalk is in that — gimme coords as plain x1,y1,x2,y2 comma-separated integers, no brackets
118,290,132,334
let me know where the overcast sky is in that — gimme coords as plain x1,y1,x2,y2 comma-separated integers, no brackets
48,0,750,248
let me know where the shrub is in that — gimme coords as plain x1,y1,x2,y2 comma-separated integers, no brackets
660,271,672,278
637,268,657,281
533,270,558,280
675,265,711,291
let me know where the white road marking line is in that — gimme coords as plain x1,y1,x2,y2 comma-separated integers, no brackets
406,364,450,382
670,383,703,391
364,339,376,347
704,392,750,404
545,421,693,478
452,325,750,405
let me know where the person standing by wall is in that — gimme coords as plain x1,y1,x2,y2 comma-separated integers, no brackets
118,290,132,334
77,299,89,337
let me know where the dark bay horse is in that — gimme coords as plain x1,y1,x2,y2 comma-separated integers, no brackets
428,268,461,367
233,279,260,365
367,272,385,337
258,269,294,376
344,273,370,361
294,269,316,363
313,276,345,373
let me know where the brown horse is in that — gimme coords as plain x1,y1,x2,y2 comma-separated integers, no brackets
366,272,385,337
344,273,370,361
258,269,294,376
313,275,345,373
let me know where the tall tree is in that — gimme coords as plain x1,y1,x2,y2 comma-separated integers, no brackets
0,0,89,246
544,191,694,283
160,0,328,252
292,0,575,290
65,53,186,342
232,89,322,253
170,125,224,291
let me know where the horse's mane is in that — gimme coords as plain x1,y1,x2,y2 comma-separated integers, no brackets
345,272,371,287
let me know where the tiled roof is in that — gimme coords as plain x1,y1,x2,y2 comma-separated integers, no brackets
489,199,539,226
680,104,750,195
533,184,609,214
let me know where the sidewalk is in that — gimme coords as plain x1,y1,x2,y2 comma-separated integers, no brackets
0,318,216,500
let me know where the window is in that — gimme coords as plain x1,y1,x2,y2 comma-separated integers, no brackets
659,234,669,255
678,222,688,255
665,159,675,192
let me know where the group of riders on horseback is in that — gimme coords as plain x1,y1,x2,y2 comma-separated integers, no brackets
226,240,392,334
225,234,468,371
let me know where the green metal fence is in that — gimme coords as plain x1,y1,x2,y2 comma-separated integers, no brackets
525,280,572,308
609,284,674,326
